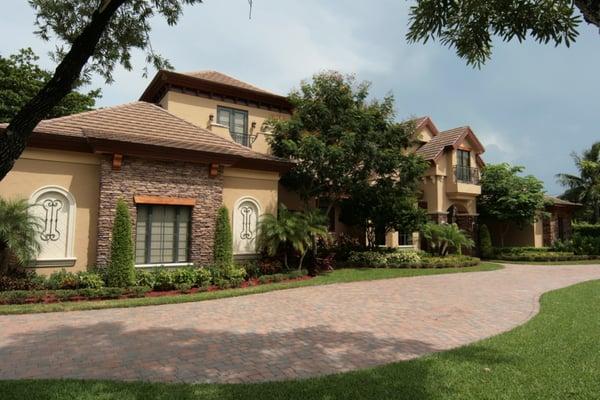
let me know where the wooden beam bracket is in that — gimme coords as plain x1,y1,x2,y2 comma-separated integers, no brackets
112,153,123,170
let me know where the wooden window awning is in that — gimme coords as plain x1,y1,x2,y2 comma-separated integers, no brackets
133,195,196,206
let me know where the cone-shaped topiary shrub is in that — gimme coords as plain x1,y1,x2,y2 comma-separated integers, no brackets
213,205,233,267
479,224,494,259
108,199,135,287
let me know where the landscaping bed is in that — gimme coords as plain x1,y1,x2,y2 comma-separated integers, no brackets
0,269,310,306
492,246,599,262
346,249,480,269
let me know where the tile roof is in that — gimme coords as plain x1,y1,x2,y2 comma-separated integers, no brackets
544,195,581,207
415,126,469,161
0,102,290,167
181,70,275,95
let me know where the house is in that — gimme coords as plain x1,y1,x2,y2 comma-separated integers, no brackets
0,70,488,274
486,195,581,248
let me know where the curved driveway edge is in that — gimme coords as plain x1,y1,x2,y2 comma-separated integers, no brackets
1,263,599,383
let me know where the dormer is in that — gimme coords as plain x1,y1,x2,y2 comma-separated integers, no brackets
140,70,293,155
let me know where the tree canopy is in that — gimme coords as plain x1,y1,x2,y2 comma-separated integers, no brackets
267,71,428,247
557,142,600,223
478,163,547,246
0,48,100,123
407,0,599,67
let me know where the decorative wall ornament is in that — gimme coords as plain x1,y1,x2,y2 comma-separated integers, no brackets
233,197,261,255
29,186,77,266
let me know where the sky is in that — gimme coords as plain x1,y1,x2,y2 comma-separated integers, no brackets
1,1,598,194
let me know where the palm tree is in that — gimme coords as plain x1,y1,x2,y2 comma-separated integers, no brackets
258,206,331,270
556,142,600,223
0,198,41,275
421,223,474,256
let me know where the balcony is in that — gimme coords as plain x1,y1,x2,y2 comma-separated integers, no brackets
230,132,252,148
447,165,481,196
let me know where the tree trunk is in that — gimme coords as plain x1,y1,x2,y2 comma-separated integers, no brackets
298,251,306,271
0,0,128,181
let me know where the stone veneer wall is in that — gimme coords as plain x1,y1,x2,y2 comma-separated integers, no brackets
96,155,223,267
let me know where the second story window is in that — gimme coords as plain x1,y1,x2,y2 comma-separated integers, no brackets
456,149,472,182
217,106,249,147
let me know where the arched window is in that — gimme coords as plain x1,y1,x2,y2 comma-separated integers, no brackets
29,186,76,266
233,197,261,255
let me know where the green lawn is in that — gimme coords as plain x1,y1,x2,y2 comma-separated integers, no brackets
2,275,599,399
0,263,501,315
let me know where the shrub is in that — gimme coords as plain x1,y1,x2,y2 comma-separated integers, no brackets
0,270,45,291
134,269,156,288
171,268,197,286
551,239,574,253
0,290,29,304
107,199,135,287
387,251,421,266
101,287,125,299
479,224,494,259
47,269,79,290
493,247,549,255
0,198,41,276
239,260,261,279
78,288,103,299
53,289,78,302
573,233,600,256
213,206,233,267
76,271,104,289
348,251,388,267
224,266,247,288
214,277,231,289
153,269,175,291
195,268,212,287
128,286,151,298
175,283,193,293
258,275,272,284
420,255,480,268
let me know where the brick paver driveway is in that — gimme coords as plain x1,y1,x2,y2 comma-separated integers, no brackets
1,263,600,383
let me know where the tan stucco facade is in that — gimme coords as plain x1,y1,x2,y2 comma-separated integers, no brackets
159,91,290,155
0,148,101,274
222,168,279,217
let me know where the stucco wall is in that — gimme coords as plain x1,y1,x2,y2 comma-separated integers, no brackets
0,148,101,274
160,91,290,155
222,168,279,217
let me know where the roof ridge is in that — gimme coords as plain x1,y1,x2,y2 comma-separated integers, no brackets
181,70,274,94
38,101,146,124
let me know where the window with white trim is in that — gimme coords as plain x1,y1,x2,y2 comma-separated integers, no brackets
29,186,76,266
135,205,191,265
217,106,250,147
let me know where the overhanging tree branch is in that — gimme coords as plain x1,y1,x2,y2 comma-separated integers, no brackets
0,0,127,180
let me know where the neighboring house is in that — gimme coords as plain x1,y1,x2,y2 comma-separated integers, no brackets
487,195,581,248
375,117,486,249
0,70,490,273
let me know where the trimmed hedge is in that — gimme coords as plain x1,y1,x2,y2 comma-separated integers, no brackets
573,223,600,238
348,250,479,268
213,206,233,267
0,286,152,305
497,252,599,262
108,199,135,287
493,247,551,255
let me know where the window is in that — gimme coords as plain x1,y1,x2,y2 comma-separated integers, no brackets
217,106,249,147
135,205,191,265
399,233,413,246
29,186,77,266
456,150,471,182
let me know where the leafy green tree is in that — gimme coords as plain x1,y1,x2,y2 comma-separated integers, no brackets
421,223,474,256
556,142,600,223
479,224,494,259
0,198,41,275
0,0,208,181
0,48,100,123
108,199,135,287
268,71,428,239
407,0,597,67
213,206,233,267
478,163,547,246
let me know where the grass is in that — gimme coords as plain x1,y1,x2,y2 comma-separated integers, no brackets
0,263,501,315
2,275,599,399
492,259,600,265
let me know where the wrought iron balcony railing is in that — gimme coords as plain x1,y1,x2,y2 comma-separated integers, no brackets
230,133,251,148
453,165,480,184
